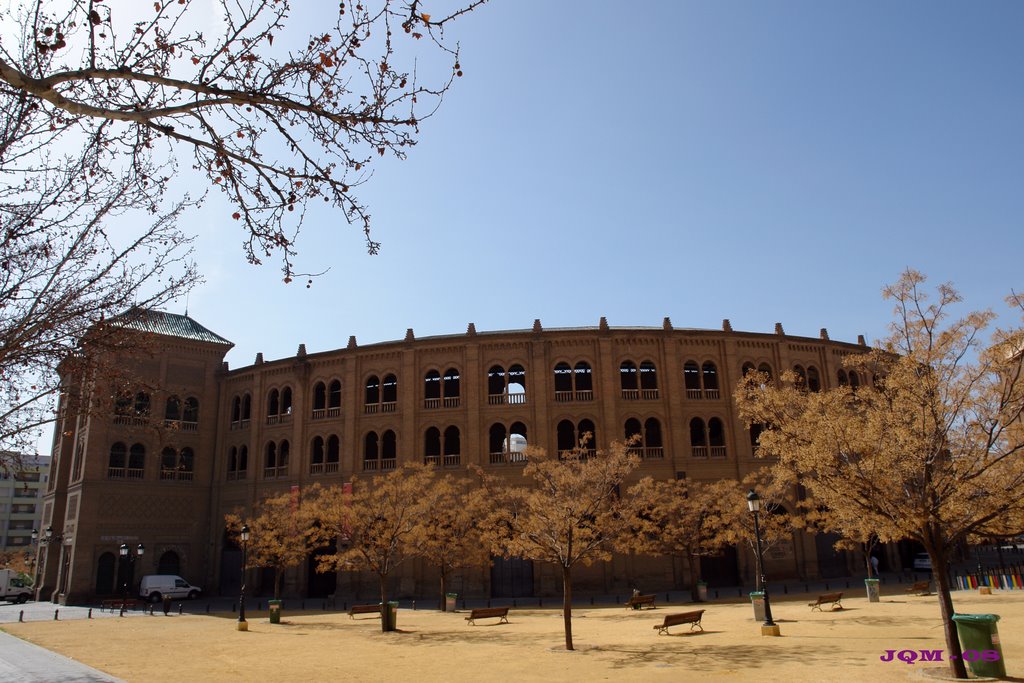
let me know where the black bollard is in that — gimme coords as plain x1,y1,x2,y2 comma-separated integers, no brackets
89,608,93,618
783,585,788,594
845,580,850,589
539,597,543,608
178,604,183,615
54,609,59,620
18,610,23,622
714,590,719,599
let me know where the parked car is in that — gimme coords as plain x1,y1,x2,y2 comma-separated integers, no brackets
139,575,202,603
913,553,933,571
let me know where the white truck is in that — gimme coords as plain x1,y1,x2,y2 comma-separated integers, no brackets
0,568,33,603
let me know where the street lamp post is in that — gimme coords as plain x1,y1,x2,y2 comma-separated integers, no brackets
238,524,250,631
747,489,780,636
118,542,145,616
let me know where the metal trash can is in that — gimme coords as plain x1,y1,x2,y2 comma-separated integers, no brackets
268,599,282,624
382,601,398,632
750,591,765,621
697,582,708,602
445,593,457,612
864,578,880,603
951,613,1005,678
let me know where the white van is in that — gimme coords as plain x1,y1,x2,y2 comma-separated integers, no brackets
139,575,202,602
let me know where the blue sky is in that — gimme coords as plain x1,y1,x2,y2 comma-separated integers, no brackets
183,0,1023,368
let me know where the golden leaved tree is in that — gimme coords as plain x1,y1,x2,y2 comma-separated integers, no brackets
621,477,736,602
317,464,436,623
412,474,493,610
478,441,641,651
735,270,1024,679
225,484,323,601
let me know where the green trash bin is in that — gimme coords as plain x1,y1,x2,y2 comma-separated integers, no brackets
750,591,765,621
268,599,282,624
864,578,880,603
951,613,1005,678
382,601,398,632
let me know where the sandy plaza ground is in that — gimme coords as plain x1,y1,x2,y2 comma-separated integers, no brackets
2,587,1023,683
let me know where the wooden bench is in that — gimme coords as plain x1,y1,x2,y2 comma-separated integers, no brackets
625,594,657,610
653,609,705,635
101,598,139,612
464,606,509,625
808,592,844,611
906,580,931,595
348,604,382,619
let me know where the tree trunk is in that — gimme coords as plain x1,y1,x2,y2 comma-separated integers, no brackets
274,567,283,600
927,543,967,679
562,564,574,651
440,564,447,611
687,554,702,602
378,572,389,633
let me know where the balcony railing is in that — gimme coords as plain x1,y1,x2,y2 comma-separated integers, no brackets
643,446,664,459
364,403,378,414
312,408,326,420
363,458,397,472
327,407,341,417
443,454,461,467
691,446,708,458
424,455,440,466
263,465,288,479
226,469,247,481
705,389,721,400
230,419,251,430
641,389,659,400
710,446,727,458
489,451,527,465
555,390,593,402
443,396,460,408
621,389,639,400
488,393,526,406
686,388,702,399
324,462,339,474
160,469,194,481
381,402,397,413
310,462,324,474
424,398,441,409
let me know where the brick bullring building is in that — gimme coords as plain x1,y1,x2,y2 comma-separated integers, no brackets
37,311,871,604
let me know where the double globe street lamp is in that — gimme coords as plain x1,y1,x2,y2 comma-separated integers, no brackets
119,542,145,616
747,489,780,636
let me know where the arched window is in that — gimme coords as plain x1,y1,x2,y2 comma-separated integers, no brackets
443,368,460,407
242,394,251,421
742,362,756,377
228,445,249,480
487,422,529,465
264,441,278,477
620,361,638,398
161,447,178,478
267,389,279,417
381,430,397,468
328,380,342,411
183,397,199,426
639,361,658,398
228,446,238,480
326,435,340,471
310,436,326,474
849,371,861,389
701,362,719,398
134,392,150,417
443,425,461,466
424,427,442,464
793,365,807,390
231,395,241,423
238,446,248,475
554,362,573,396
108,442,127,478
684,361,702,397
424,370,441,405
179,447,195,478
644,417,664,458
689,417,707,457
708,418,726,457
365,375,397,414
114,393,133,423
381,374,397,409
806,366,821,392
165,397,181,422
364,432,379,470
365,375,380,412
488,364,526,405
558,419,597,456
758,363,773,380
313,382,327,412
128,443,145,478
574,361,593,395
266,387,292,424
837,369,849,386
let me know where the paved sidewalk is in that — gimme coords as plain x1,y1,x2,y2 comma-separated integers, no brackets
0,631,124,683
